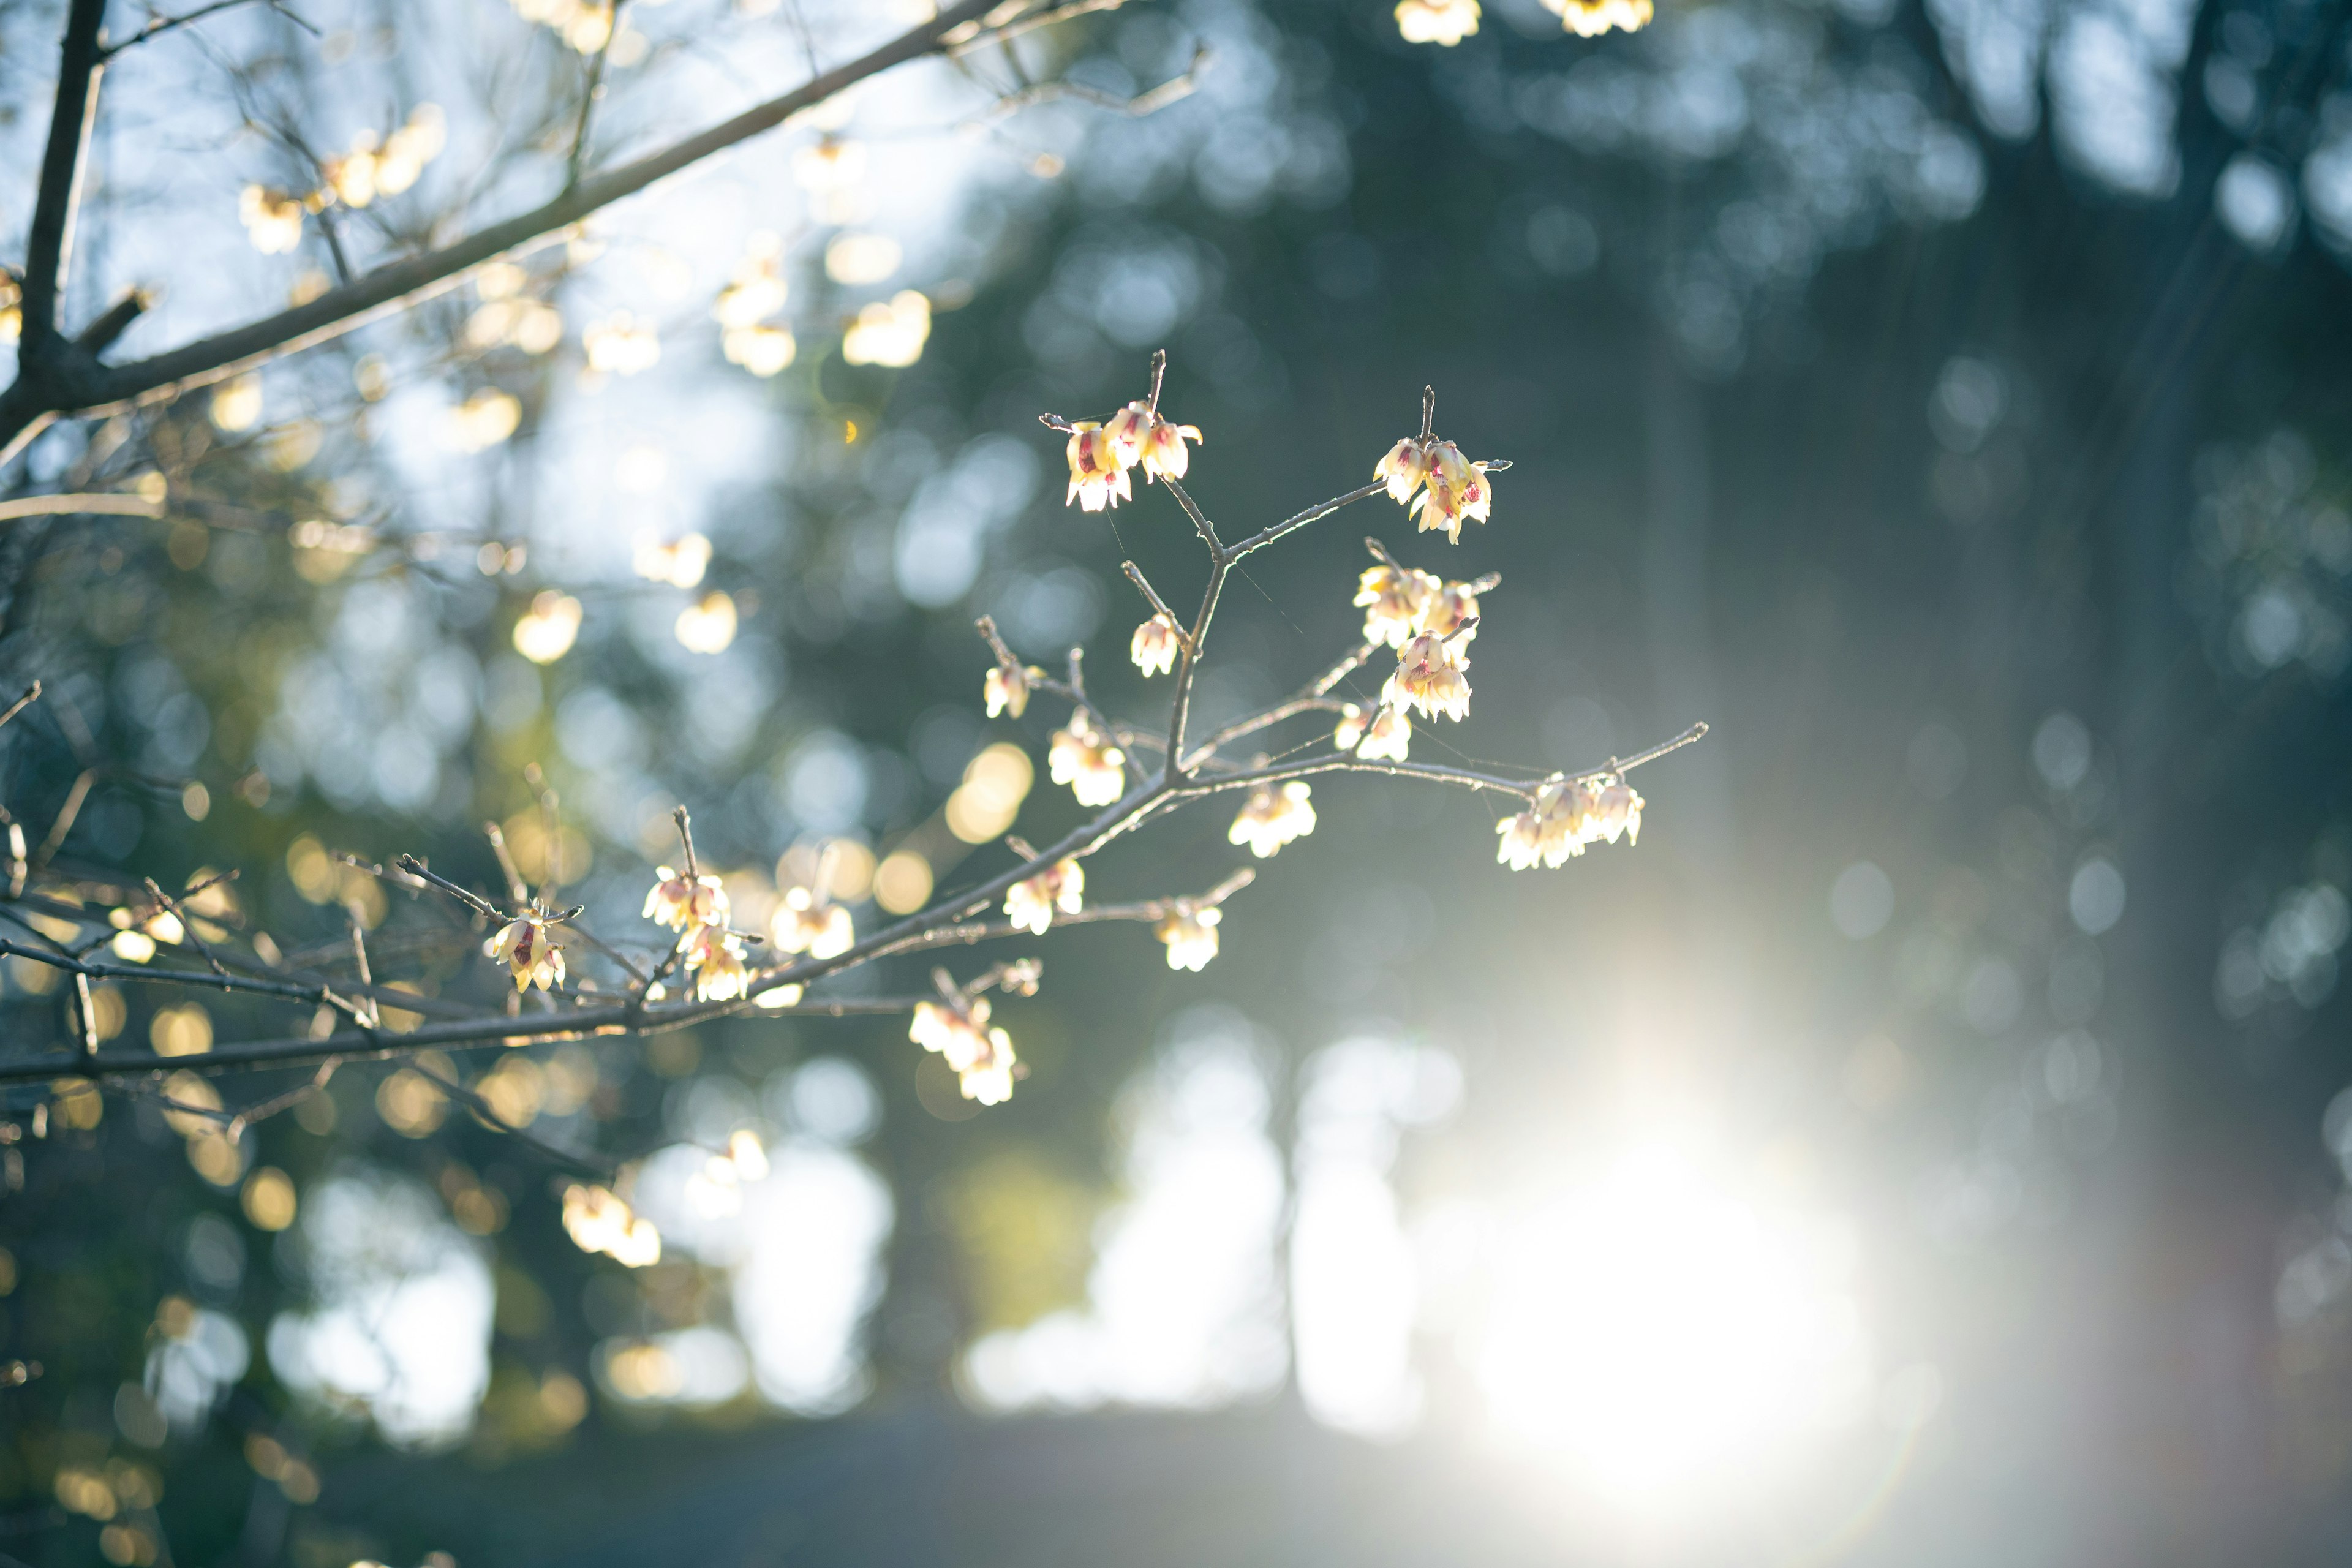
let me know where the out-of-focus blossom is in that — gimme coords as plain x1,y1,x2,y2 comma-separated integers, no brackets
372,104,447,195
584,312,660,375
723,323,797,377
1384,628,1473,721
1413,442,1493,543
563,1183,661,1267
633,533,710,589
985,656,1042,719
685,925,751,1001
1131,613,1182,677
771,886,854,960
1155,902,1221,972
1355,564,1439,647
842,290,930,368
911,994,1019,1105
1593,775,1644,845
1495,774,1643,869
238,186,306,254
1334,703,1369,751
1050,713,1127,807
794,137,867,190
1396,0,1480,42
714,235,788,328
825,232,903,285
1005,858,1085,935
487,911,570,992
1540,0,1652,36
211,374,263,432
1419,578,1480,639
512,590,582,663
1106,401,1203,483
644,867,728,933
445,388,521,452
1064,421,1133,513
1228,781,1317,859
674,592,738,654
1357,704,1412,762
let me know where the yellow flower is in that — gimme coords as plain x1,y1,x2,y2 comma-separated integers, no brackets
583,311,660,375
1064,421,1133,513
1418,578,1481,640
1357,704,1413,762
1227,781,1317,859
1355,563,1439,648
563,1183,661,1267
1105,402,1204,483
1411,441,1494,543
1049,712,1127,807
769,886,854,960
1375,437,1433,507
686,925,752,1001
486,911,570,992
984,657,1042,719
1494,775,1635,870
643,866,728,933
238,186,306,254
1334,703,1368,751
1155,902,1221,972
1383,628,1473,722
1593,776,1645,845
1131,612,1182,677
1005,858,1084,935
1542,0,1653,35
1397,0,1480,42
910,995,1019,1105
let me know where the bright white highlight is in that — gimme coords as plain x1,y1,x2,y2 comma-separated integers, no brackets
266,1168,494,1447
1475,1137,1869,1502
962,1009,1288,1411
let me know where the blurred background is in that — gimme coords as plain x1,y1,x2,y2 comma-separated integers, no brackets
2,0,2351,1561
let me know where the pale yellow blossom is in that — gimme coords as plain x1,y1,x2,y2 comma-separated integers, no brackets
842,290,931,368
1355,563,1439,648
1397,0,1480,42
643,867,728,933
1005,858,1084,935
1334,703,1369,751
1049,712,1127,807
910,995,1019,1105
1383,628,1473,722
1155,902,1221,972
1357,704,1412,762
486,911,570,992
1376,437,1433,507
1419,578,1481,640
1227,781,1317,859
1104,401,1203,483
563,1183,661,1267
584,312,660,375
985,657,1042,719
686,925,752,1001
1412,441,1494,543
238,186,306,254
1063,421,1133,513
1131,613,1182,677
1542,0,1653,35
1593,776,1644,845
770,886,854,960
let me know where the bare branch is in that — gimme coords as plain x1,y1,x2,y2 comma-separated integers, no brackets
20,0,108,351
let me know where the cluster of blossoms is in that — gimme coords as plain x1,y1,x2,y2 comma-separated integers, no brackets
771,881,855,960
1395,0,1649,45
911,985,1022,1106
1336,557,1488,763
1005,857,1085,935
1229,781,1317,859
237,106,448,254
562,1183,661,1267
1376,433,1495,543
645,865,752,1002
1049,711,1128,807
1496,773,1645,869
488,905,573,992
1155,900,1221,972
1064,399,1204,512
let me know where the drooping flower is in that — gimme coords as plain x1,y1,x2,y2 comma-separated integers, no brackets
1050,712,1128,807
1131,613,1182,677
769,886,854,960
911,995,1020,1105
1383,628,1473,722
486,910,571,992
1106,401,1203,483
1418,578,1481,640
1494,776,1613,870
1064,421,1133,513
685,925,752,1001
1376,437,1432,507
1411,441,1494,543
1540,0,1653,36
1228,781,1317,859
985,655,1043,719
1334,703,1369,751
1005,858,1085,935
1357,704,1413,762
1592,775,1645,845
1355,563,1439,648
1155,902,1221,972
643,866,728,933
238,186,306,254
1396,0,1481,42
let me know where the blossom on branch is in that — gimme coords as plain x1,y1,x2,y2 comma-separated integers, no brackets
985,654,1042,719
1050,712,1127,807
238,186,306,254
685,925,752,1002
1335,703,1368,751
1419,577,1482,640
1228,782,1317,859
1494,773,1646,870
1005,858,1085,935
1106,401,1203,483
1356,563,1439,648
771,886,854,959
643,867,727,933
1155,901,1222,971
1065,421,1133,513
1131,613,1182,677
1376,438,1433,507
1593,776,1645,845
1396,0,1482,42
487,910,571,992
563,1184,661,1268
911,994,1019,1106
1357,704,1414,762
1414,442,1494,543
1384,628,1474,722
1541,0,1654,36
